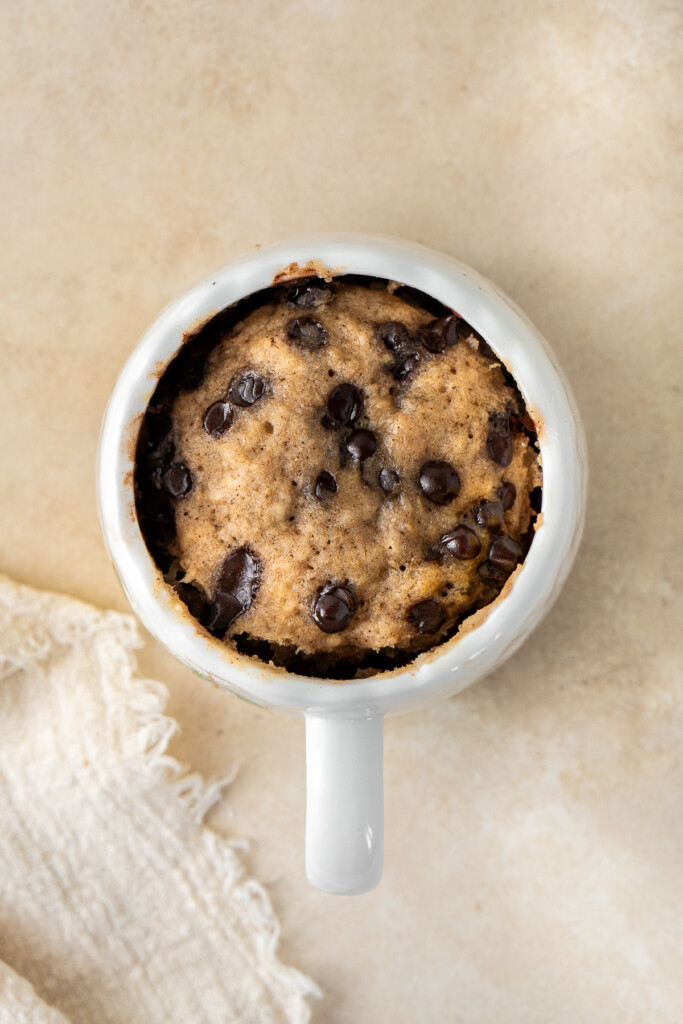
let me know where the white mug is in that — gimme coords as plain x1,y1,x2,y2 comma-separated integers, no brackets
97,234,587,895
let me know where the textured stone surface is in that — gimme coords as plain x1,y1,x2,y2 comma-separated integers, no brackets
1,0,681,1021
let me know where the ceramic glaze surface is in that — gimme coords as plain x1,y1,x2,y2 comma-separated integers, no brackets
97,235,587,892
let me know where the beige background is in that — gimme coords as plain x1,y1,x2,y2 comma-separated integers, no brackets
2,1,682,1021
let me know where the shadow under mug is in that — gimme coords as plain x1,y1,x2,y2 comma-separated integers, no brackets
97,234,587,894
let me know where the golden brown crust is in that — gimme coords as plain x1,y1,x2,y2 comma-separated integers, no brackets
168,284,540,661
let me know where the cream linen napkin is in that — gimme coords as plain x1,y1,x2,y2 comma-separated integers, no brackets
0,575,320,1024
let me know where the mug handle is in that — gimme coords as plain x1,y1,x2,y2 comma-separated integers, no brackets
304,713,384,894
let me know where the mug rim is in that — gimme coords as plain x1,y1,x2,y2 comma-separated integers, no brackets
97,233,587,715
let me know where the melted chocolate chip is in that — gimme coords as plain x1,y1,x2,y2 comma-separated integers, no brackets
474,500,505,532
175,581,207,620
311,581,358,633
325,383,364,427
287,317,327,350
379,468,400,494
488,534,523,573
346,428,377,460
487,431,513,467
315,470,337,500
418,461,460,505
205,591,243,634
530,486,543,513
407,599,446,635
441,524,482,559
205,548,260,636
285,278,334,308
497,481,517,511
218,547,259,597
203,401,234,437
416,315,459,353
229,371,266,407
163,463,193,498
391,351,421,380
376,321,409,351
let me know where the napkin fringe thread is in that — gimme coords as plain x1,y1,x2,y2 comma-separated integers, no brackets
0,575,322,1023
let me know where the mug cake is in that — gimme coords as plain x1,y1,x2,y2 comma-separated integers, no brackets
135,274,542,679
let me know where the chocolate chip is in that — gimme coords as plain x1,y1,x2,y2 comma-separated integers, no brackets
203,401,234,437
474,500,505,532
379,468,400,494
287,317,327,350
286,278,334,308
438,315,461,345
488,534,523,573
205,591,243,634
486,431,513,467
176,581,208,620
217,547,260,600
163,463,193,498
311,582,358,633
530,486,543,513
205,548,260,635
325,383,364,427
415,327,443,354
441,524,482,559
392,285,451,317
486,410,513,467
407,599,446,635
145,432,175,474
346,429,377,460
315,470,337,500
497,481,516,510
477,561,509,587
376,321,409,351
391,351,421,380
418,461,460,505
229,371,266,407
416,315,459,353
